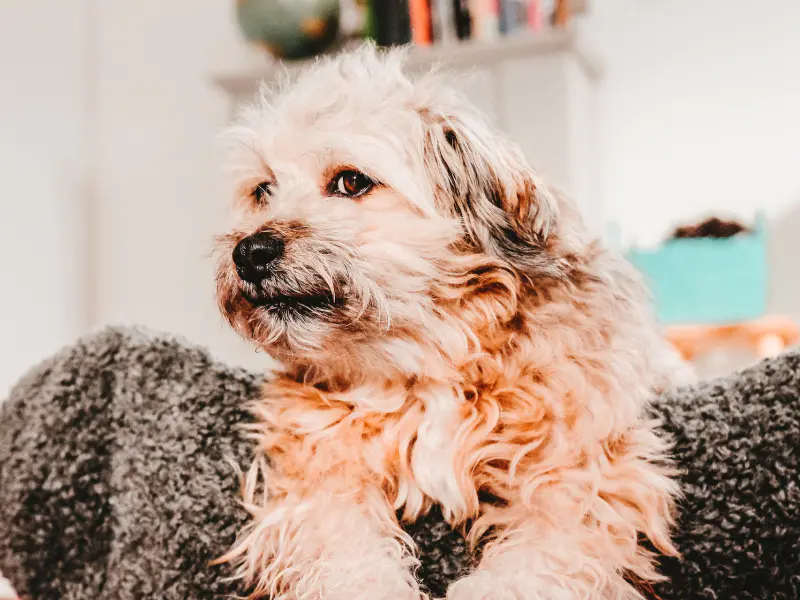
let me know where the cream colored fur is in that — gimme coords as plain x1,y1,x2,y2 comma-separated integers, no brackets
214,44,688,600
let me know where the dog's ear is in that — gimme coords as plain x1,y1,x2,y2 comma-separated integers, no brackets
423,108,563,278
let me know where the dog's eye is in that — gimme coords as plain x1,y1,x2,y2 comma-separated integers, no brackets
252,181,272,205
330,170,374,198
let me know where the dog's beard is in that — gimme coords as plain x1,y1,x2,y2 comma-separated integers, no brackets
237,269,342,321
218,274,356,355
216,234,394,356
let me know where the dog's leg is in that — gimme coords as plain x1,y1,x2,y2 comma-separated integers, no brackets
229,482,424,600
445,534,640,600
445,503,656,600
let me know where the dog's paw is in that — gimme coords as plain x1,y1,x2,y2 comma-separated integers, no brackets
446,569,575,600
326,580,426,600
445,570,496,600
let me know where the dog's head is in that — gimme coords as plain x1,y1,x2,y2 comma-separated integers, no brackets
215,46,580,380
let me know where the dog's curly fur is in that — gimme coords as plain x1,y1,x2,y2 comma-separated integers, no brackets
214,45,688,600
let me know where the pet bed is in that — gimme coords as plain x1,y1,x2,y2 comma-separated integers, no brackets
1,327,799,599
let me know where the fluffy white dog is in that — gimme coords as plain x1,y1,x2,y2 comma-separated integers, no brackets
214,45,684,600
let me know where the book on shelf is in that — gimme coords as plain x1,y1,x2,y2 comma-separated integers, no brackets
372,0,412,47
471,0,500,42
409,0,433,45
452,0,472,40
369,0,585,47
528,0,544,31
499,0,530,35
430,0,458,43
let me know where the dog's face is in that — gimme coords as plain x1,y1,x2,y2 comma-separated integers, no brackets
215,47,572,377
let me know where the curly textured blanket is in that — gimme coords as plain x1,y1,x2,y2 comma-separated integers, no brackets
1,327,799,599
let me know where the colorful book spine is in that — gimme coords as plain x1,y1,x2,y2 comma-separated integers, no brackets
431,0,457,43
372,0,412,46
409,0,433,45
469,0,499,40
514,0,529,31
372,0,389,45
452,0,472,40
553,0,571,27
499,0,511,34
500,0,528,34
527,0,545,31
363,0,377,40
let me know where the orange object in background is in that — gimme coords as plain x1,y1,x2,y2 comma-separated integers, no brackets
409,0,432,45
666,315,800,361
553,0,571,27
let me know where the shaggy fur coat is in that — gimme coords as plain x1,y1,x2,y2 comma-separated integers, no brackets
1,327,799,599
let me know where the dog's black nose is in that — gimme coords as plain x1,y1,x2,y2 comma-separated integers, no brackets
232,231,284,284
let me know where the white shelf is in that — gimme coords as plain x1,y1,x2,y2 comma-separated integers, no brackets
213,28,602,97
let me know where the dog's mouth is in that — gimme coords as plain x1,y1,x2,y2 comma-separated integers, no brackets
242,287,339,317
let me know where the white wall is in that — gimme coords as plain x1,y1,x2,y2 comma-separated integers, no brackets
91,0,267,370
2,1,799,395
0,1,268,396
0,0,92,395
590,0,800,246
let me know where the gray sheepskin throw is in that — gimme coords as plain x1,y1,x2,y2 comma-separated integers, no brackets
1,327,799,599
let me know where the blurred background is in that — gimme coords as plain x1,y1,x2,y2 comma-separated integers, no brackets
1,0,800,397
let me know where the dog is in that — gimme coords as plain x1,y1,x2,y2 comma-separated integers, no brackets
214,45,685,600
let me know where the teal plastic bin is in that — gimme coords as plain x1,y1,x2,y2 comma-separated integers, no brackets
626,217,767,325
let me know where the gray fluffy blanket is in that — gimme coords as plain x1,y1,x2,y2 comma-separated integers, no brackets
1,327,799,599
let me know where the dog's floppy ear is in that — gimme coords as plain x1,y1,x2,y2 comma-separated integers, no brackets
423,108,563,278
